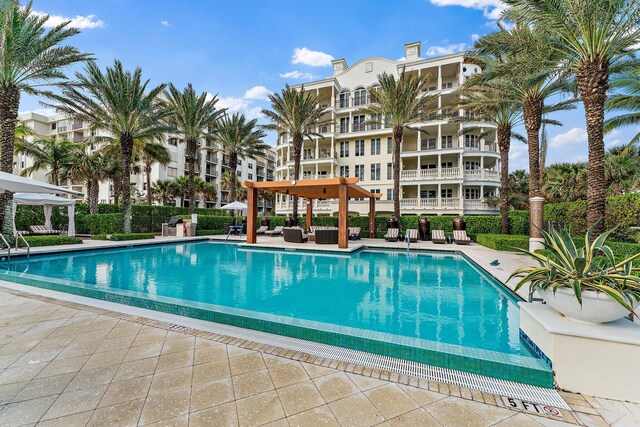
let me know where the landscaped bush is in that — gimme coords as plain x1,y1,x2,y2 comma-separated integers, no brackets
91,233,155,241
476,234,530,251
196,229,226,236
22,235,82,247
176,215,235,230
508,210,529,235
76,214,123,235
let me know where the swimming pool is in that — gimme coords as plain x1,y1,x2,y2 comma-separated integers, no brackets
0,242,551,386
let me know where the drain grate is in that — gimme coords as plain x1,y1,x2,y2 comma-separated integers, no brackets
181,319,569,410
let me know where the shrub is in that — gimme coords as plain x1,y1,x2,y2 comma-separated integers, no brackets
76,214,123,234
196,229,226,236
22,235,82,247
90,234,109,241
176,215,235,230
91,233,155,241
508,210,529,235
476,234,530,251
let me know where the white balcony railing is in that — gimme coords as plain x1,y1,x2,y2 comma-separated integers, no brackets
400,198,462,209
464,199,499,210
400,167,462,181
463,169,500,181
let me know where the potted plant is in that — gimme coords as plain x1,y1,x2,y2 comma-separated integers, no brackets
509,225,640,323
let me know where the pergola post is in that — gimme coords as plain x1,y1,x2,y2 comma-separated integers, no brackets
306,200,312,231
247,187,258,244
368,197,375,238
338,184,348,249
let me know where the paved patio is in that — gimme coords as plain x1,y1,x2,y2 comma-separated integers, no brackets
0,288,637,427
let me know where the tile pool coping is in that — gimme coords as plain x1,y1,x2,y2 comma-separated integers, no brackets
0,240,553,388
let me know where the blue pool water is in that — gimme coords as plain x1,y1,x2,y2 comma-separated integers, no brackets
0,242,533,359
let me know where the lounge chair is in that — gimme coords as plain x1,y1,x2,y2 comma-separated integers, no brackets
385,228,399,242
432,230,447,244
29,225,60,235
348,227,361,240
256,225,268,235
406,229,419,243
453,230,472,245
283,227,308,243
265,225,284,236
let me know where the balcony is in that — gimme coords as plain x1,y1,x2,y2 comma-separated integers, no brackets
464,142,498,153
464,169,500,181
464,199,499,211
337,123,389,134
400,167,462,181
400,198,462,210
72,120,83,130
206,154,218,164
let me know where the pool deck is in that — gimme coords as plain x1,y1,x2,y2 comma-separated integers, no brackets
0,236,637,426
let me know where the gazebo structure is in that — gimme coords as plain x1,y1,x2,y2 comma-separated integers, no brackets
241,177,381,249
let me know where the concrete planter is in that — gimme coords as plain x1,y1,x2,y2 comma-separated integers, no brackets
540,287,639,323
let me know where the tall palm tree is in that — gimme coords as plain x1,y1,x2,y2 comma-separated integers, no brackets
605,69,640,144
212,113,269,203
61,144,107,214
456,83,524,233
262,85,327,220
169,176,190,206
604,142,640,195
0,1,90,232
163,83,223,213
194,178,217,207
13,136,73,186
505,0,640,235
360,69,438,219
46,60,171,233
543,162,587,203
471,23,575,201
135,140,171,205
508,170,530,210
151,179,175,205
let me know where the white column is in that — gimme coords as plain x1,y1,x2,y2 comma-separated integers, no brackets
315,138,319,159
438,65,442,89
437,183,442,209
437,124,442,149
417,127,422,151
438,154,442,178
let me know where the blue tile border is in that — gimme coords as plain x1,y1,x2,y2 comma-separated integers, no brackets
520,329,552,369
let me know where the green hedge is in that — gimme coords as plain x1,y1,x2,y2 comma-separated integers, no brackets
91,233,155,241
177,215,235,230
196,229,226,236
476,234,530,251
22,235,82,247
508,210,529,235
76,214,123,234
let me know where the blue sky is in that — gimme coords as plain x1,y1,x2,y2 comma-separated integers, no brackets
21,0,635,172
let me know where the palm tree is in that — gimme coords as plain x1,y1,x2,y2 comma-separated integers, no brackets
359,69,438,219
605,142,640,195
262,85,327,220
456,82,524,233
212,113,269,203
135,140,171,205
605,69,640,144
13,136,73,186
508,170,530,210
151,179,175,205
471,23,575,202
0,1,90,232
46,60,171,233
194,178,217,207
163,83,223,213
61,144,107,214
505,0,640,235
543,163,587,203
169,176,190,206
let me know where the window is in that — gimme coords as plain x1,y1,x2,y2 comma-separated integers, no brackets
303,148,313,160
421,138,436,150
370,138,381,155
339,165,349,177
442,81,453,90
339,141,349,157
464,134,480,149
353,115,365,132
441,188,453,198
237,159,242,166
168,138,178,146
464,161,481,170
248,173,253,180
441,161,453,168
370,163,380,181
387,137,393,154
387,162,393,180
370,114,381,130
339,117,350,133
421,163,436,170
50,123,56,131
387,189,393,200
339,90,350,108
168,167,178,178
441,135,453,149
353,87,367,106
465,188,481,199
248,163,253,169
355,140,364,156
236,170,242,176
354,164,365,181
421,189,437,199
371,189,380,196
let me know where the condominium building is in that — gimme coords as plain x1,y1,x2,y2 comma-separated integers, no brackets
16,111,277,213
275,41,500,216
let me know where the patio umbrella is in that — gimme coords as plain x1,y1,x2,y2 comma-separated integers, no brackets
221,201,248,226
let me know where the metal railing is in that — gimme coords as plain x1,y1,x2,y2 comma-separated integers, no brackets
0,234,11,261
15,232,29,259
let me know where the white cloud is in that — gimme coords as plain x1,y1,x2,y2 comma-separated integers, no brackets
428,0,506,21
550,127,588,148
243,85,272,101
160,20,170,26
279,70,315,80
605,129,624,148
425,42,468,56
31,10,105,29
292,47,334,67
471,33,480,42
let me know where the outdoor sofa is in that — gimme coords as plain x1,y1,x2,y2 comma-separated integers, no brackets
283,227,308,243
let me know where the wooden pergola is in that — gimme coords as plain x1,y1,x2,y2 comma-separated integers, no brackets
241,177,381,249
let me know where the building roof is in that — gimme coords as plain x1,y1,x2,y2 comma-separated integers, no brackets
242,177,381,200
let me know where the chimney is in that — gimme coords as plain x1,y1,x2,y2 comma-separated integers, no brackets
404,42,421,61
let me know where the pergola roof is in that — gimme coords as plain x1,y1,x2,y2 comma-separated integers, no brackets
242,177,381,200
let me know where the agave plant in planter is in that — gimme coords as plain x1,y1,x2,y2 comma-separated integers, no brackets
509,225,640,323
